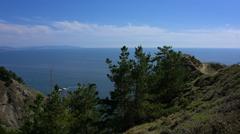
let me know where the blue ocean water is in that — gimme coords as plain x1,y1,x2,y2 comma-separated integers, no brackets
0,47,239,97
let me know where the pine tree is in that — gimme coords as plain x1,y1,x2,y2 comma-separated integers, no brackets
20,94,45,134
67,84,100,134
131,46,151,122
106,46,135,132
20,86,70,134
151,46,187,104
43,85,70,134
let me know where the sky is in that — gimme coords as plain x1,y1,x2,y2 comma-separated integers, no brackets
0,0,240,48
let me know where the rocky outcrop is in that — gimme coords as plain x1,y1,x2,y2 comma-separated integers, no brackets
0,79,38,128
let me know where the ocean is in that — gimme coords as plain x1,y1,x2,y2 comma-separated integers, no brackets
0,47,240,97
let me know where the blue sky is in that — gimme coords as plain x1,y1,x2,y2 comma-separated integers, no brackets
0,0,240,48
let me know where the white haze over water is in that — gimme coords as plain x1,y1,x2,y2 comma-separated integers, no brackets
0,21,240,48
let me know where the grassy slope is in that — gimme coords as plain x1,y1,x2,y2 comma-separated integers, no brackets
125,65,240,134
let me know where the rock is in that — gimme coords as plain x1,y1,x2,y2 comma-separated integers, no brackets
0,80,38,128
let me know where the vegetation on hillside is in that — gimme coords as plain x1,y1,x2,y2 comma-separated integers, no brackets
0,66,24,86
103,46,197,132
125,65,240,134
0,46,239,134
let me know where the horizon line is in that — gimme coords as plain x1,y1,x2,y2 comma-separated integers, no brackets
1,45,240,49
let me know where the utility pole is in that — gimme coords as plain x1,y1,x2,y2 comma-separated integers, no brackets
49,66,53,90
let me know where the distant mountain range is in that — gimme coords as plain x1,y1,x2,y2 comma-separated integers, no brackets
0,46,16,52
0,45,84,51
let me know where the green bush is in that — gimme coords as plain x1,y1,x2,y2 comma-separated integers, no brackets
0,66,24,86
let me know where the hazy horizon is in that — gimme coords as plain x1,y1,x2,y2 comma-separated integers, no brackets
2,45,240,49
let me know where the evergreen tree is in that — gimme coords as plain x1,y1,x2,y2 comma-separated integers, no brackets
20,86,70,134
150,46,187,104
20,94,45,134
131,46,151,122
42,85,70,134
106,46,135,132
67,84,100,134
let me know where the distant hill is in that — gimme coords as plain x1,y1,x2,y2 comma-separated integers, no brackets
125,64,240,134
0,47,16,52
0,45,83,51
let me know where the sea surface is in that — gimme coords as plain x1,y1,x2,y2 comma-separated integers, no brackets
0,47,240,97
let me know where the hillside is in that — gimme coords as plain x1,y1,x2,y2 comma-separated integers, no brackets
0,67,39,128
0,46,239,134
125,65,240,134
